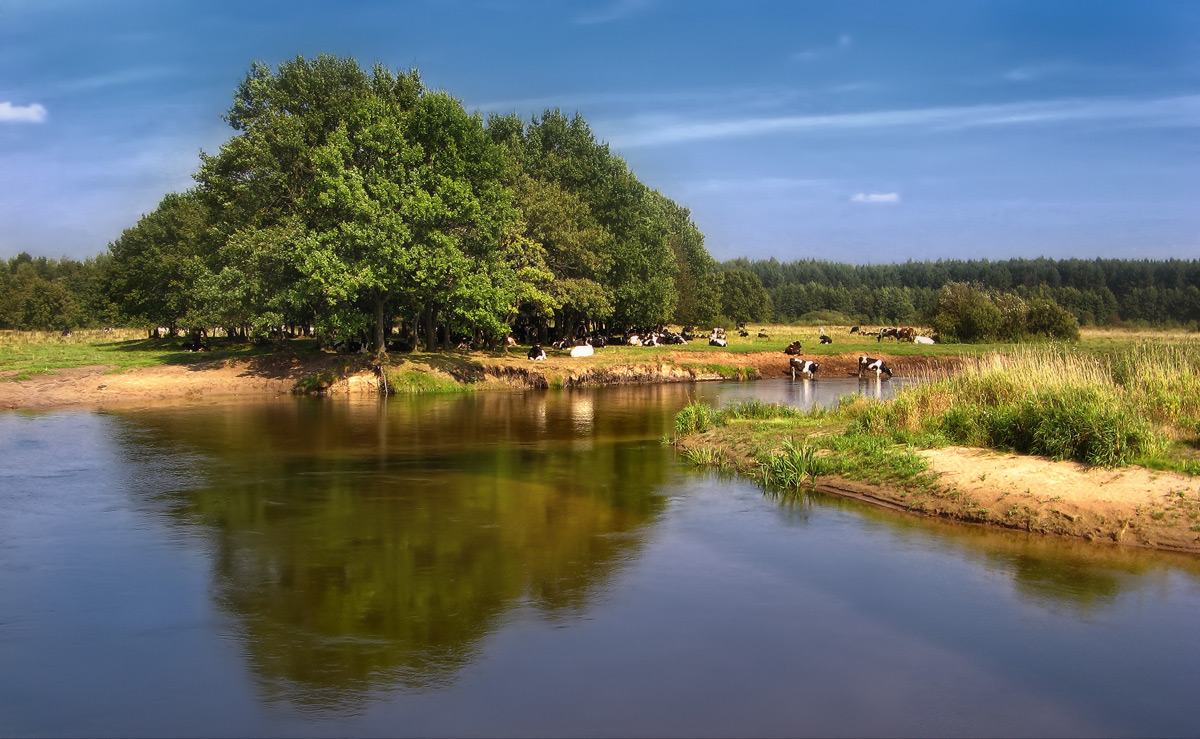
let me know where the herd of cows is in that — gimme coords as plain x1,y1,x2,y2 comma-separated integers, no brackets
525,324,930,380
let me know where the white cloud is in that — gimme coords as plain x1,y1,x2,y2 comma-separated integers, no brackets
0,101,47,123
575,0,657,25
608,94,1200,147
851,193,900,204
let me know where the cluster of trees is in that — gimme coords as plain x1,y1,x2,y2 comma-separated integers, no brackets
726,256,1200,328
0,253,113,331
928,282,1079,342
102,55,716,353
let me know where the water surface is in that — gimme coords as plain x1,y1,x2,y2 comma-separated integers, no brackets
2,380,1198,737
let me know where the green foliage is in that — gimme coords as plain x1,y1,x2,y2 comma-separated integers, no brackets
674,400,717,437
716,269,771,323
929,282,1004,343
758,438,828,491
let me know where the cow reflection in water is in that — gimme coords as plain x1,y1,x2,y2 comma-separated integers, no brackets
113,396,671,712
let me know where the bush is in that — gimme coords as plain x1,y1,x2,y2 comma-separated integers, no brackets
1025,299,1080,341
929,282,1003,343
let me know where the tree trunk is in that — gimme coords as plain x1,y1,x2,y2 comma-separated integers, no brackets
422,305,437,352
373,291,387,358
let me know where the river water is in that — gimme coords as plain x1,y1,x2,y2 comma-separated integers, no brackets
2,379,1199,737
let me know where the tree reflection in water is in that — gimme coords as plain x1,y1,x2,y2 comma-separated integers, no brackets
108,388,684,712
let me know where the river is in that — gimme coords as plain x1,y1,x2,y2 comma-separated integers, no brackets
2,379,1199,737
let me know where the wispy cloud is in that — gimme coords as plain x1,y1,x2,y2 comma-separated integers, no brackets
50,66,185,95
575,0,657,25
609,94,1200,147
0,101,47,123
685,177,831,194
792,33,853,62
851,192,899,204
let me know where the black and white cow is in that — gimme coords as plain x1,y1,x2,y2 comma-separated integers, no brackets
819,334,832,345
789,357,819,380
528,344,547,361
858,355,893,379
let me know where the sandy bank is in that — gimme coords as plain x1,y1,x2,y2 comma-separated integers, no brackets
0,349,956,410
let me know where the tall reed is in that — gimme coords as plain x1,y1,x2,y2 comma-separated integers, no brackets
846,346,1179,466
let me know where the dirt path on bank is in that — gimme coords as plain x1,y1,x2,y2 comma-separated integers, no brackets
0,354,364,409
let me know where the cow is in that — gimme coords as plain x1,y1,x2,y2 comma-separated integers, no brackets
897,327,916,342
878,327,899,342
790,357,819,380
913,335,935,344
819,335,832,345
528,344,547,361
850,326,859,334
783,341,803,355
709,337,728,347
570,340,595,358
858,355,893,379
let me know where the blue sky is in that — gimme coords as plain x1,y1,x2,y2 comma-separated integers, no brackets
2,0,1197,264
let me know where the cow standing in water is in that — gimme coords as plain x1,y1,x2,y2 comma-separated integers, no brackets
858,356,893,379
790,358,819,380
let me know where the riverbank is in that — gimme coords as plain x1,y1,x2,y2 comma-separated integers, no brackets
676,427,1200,552
0,347,959,409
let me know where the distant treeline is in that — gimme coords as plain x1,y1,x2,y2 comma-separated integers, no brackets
723,256,1200,329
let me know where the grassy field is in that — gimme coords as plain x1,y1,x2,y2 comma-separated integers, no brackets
0,328,290,381
2,323,1196,380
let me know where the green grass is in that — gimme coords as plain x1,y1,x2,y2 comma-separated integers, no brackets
383,367,472,394
0,328,295,379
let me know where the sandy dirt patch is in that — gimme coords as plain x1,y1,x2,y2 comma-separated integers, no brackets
913,446,1200,551
0,354,371,410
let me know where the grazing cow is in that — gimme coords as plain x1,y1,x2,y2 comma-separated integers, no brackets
709,337,728,347
878,327,899,342
913,335,935,345
784,340,803,355
897,327,916,342
858,355,893,379
528,344,547,360
819,335,832,345
570,340,595,357
789,357,819,380
850,326,859,334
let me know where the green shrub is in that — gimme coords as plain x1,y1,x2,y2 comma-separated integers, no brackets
675,400,717,437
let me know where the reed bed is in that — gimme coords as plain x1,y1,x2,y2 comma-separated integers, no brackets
845,344,1200,467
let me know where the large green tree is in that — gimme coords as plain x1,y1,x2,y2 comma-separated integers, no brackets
105,190,211,334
